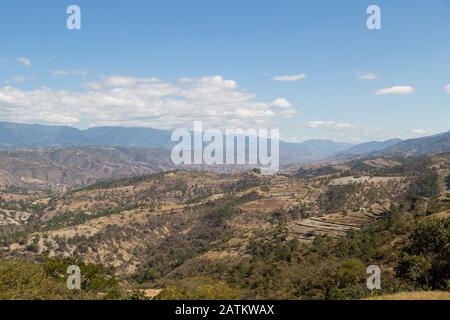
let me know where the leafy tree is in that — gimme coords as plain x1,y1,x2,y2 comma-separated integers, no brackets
206,205,235,226
406,170,440,201
135,267,161,283
334,258,366,288
41,256,123,298
396,218,449,290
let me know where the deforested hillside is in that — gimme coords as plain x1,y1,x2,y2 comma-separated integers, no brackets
0,147,174,190
0,153,448,299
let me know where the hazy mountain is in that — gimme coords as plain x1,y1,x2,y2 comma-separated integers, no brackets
338,139,403,156
0,122,83,148
381,131,450,156
0,122,352,164
80,126,172,149
0,122,171,149
332,131,450,159
280,139,353,164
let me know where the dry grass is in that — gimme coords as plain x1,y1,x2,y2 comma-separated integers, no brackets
368,291,450,300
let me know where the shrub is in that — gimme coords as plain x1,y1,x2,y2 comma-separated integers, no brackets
157,276,240,300
0,259,68,300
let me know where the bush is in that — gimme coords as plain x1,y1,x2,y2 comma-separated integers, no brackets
0,259,68,300
157,276,240,300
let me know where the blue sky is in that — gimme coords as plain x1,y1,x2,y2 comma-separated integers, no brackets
0,0,449,143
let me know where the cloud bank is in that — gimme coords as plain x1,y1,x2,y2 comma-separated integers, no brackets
307,120,392,142
0,75,296,130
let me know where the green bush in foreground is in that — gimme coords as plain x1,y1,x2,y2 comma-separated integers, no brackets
157,276,241,300
0,256,126,300
0,259,68,300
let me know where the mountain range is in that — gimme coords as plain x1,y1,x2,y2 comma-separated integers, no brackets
0,122,449,191
0,121,352,164
2,122,448,158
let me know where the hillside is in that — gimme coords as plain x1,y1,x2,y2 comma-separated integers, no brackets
0,152,448,299
0,147,174,191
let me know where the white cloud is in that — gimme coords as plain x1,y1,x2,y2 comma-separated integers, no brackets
272,98,292,108
308,121,353,130
307,120,392,142
412,128,438,136
17,57,32,67
445,84,450,93
52,69,88,77
273,73,306,82
374,86,415,95
85,76,160,90
358,72,378,80
0,75,296,129
4,76,36,85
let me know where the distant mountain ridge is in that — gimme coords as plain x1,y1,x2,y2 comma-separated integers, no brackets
1,121,449,166
0,122,172,149
338,139,403,156
332,132,450,160
0,122,352,164
381,131,450,156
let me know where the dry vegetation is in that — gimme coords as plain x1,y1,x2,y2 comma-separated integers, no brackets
0,153,449,299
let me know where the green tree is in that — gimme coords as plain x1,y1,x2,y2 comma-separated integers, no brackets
334,258,366,288
396,218,449,290
406,170,440,201
41,256,123,298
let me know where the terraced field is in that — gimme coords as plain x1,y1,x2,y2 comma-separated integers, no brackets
289,203,388,241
